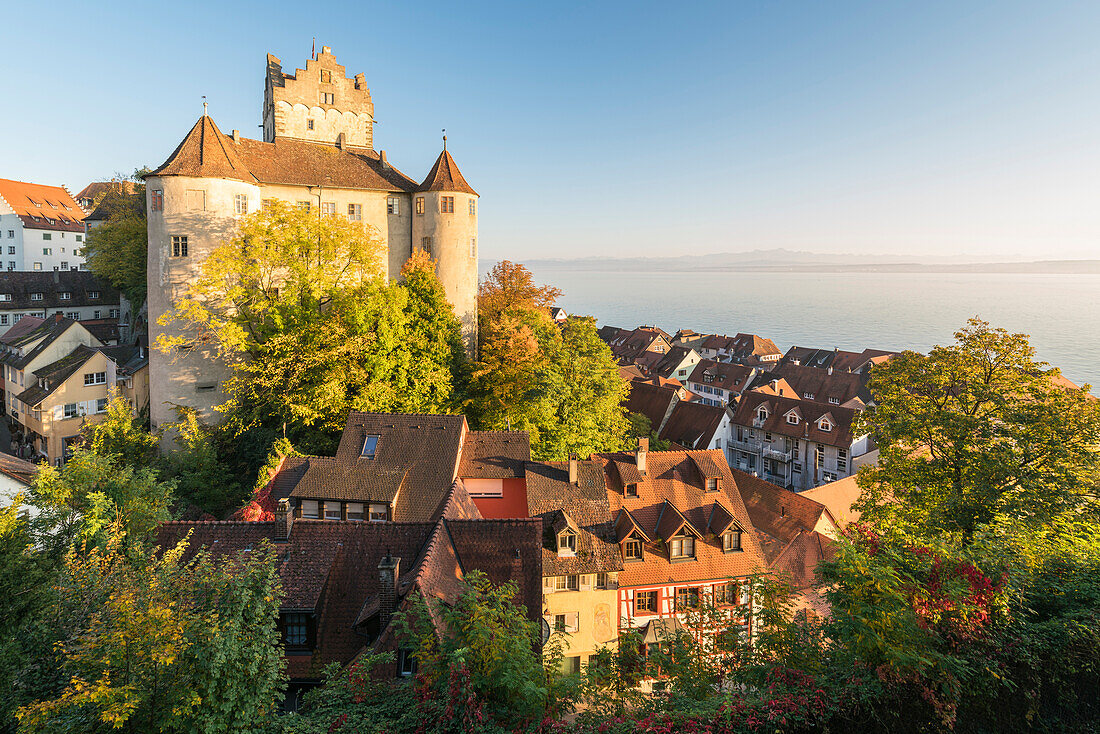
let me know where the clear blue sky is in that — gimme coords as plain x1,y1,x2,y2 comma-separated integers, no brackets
2,0,1098,261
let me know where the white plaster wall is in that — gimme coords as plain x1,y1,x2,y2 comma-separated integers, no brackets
0,214,25,271
20,228,85,271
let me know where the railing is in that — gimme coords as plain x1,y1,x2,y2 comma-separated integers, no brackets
728,437,759,452
763,472,791,488
762,447,792,463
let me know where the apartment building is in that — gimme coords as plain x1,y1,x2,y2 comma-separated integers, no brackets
0,178,88,271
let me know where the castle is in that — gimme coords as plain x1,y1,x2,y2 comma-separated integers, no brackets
145,46,479,429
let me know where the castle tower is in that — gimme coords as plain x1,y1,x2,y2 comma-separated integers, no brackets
263,46,374,148
412,143,479,355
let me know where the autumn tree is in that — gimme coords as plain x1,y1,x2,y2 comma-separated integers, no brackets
80,394,160,469
471,261,629,459
856,317,1100,540
83,183,148,306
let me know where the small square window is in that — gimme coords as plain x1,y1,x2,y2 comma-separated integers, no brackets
469,237,476,258
43,247,51,255
440,196,454,213
30,292,42,301
284,612,310,647
171,236,188,257
95,398,108,413
60,262,68,270
296,201,311,212
369,504,388,521
320,91,335,105
324,501,341,520
347,502,365,521
420,237,432,257
6,247,13,254
89,291,100,299
706,477,718,492
63,403,79,419
723,530,742,553
669,536,695,559
42,234,51,242
307,119,315,130
59,292,71,300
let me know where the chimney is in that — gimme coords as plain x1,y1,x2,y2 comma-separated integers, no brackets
379,150,389,169
275,498,293,542
321,46,332,55
378,553,401,629
335,132,345,150
53,270,60,284
231,129,240,141
568,454,578,485
636,437,648,475
54,312,63,324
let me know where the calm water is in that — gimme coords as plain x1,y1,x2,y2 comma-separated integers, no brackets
517,268,1100,389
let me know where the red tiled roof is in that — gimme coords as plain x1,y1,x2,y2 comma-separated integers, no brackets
417,149,477,195
597,450,767,586
732,391,857,448
658,401,727,450
0,178,86,231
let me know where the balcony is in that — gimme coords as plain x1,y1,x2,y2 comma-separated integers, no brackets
728,437,759,452
762,447,792,463
763,472,791,488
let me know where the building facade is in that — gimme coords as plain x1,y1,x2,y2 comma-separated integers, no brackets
0,271,121,329
0,179,88,272
146,46,479,428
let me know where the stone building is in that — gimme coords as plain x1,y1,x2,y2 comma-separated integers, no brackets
145,46,479,429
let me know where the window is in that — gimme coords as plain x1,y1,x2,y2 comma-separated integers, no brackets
369,504,388,521
348,203,362,221
93,310,101,319
669,536,695,559
420,237,432,256
723,530,742,553
715,581,739,606
625,482,637,497
6,263,12,271
469,199,476,215
171,235,188,257
415,197,424,215
60,262,68,270
397,649,417,677
0,294,8,302
320,91,335,104
89,290,100,299
261,199,276,212
596,572,610,589
837,448,848,473
550,575,579,592
764,431,772,442
361,434,379,458
623,538,642,561
346,503,365,521
234,194,248,215
320,202,336,216
816,447,824,469
109,308,119,318
440,196,454,213
706,477,719,492
561,656,581,675
320,69,332,83
33,263,41,271
195,383,217,393
6,247,12,254
284,613,309,647
83,372,106,386
386,196,399,215
676,587,700,610
296,201,311,211
756,406,768,422
818,419,832,432
307,119,315,130
95,398,108,413
63,403,79,419
59,291,71,300
557,529,576,556
553,612,579,633
786,412,799,424
324,501,341,520
635,590,658,614
42,247,51,255
300,500,320,519
0,316,6,326
469,237,476,258
151,189,163,210
6,231,12,238
42,235,51,242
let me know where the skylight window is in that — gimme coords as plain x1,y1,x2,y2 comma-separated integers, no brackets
361,434,379,458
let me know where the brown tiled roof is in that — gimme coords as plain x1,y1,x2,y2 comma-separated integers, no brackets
731,469,830,564
269,412,467,521
624,381,679,431
686,360,754,393
0,178,85,231
732,391,857,448
0,316,45,346
525,461,623,576
781,346,895,373
597,449,767,586
445,518,543,617
771,530,835,591
17,344,99,407
417,149,477,195
658,401,727,450
0,452,37,485
151,116,258,183
74,180,140,203
755,362,868,406
459,431,530,479
0,271,120,313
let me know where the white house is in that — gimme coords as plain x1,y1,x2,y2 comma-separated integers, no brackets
0,179,88,272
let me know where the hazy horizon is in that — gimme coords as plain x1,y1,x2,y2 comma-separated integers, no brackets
2,1,1099,262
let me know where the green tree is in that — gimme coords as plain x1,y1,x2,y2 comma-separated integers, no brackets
856,317,1100,540
17,536,285,734
83,184,148,306
162,407,241,517
81,394,160,469
471,261,630,459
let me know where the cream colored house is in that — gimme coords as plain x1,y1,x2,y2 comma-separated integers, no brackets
2,316,148,465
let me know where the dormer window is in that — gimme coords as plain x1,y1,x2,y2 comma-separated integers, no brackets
803,392,814,399
623,538,642,561
818,419,832,432
669,535,695,559
361,434,379,458
557,529,577,556
30,292,42,301
58,291,71,300
756,406,768,422
625,483,638,497
829,397,840,405
722,530,742,553
705,477,719,492
786,412,799,425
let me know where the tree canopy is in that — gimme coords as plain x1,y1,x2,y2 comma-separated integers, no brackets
83,186,148,306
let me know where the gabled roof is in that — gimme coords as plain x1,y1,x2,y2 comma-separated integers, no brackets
0,452,37,486
731,469,833,564
654,499,702,541
151,116,258,183
801,475,862,528
525,460,622,576
0,271,120,312
754,362,868,406
459,431,530,479
624,381,680,436
75,180,140,203
732,392,857,448
598,449,767,586
3,317,99,371
417,149,477,195
686,359,754,393
17,344,99,407
705,501,738,536
0,178,85,231
614,507,652,542
0,316,45,346
658,400,727,450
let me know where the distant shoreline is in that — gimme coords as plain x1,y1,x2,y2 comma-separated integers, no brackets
515,259,1100,275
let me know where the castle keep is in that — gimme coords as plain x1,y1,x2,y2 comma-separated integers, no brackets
145,46,479,429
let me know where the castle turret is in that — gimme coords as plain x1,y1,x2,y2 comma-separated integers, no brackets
412,142,479,355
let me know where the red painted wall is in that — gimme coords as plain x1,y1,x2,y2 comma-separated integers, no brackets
470,478,529,519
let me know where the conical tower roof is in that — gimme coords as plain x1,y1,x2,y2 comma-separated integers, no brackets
151,116,257,183
417,149,477,196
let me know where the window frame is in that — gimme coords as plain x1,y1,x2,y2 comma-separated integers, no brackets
623,538,642,561
634,590,658,614
171,235,188,258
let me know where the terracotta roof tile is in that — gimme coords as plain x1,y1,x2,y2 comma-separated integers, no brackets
624,380,679,431
0,178,86,231
731,469,829,564
417,149,477,195
151,116,258,183
658,401,727,450
732,392,857,448
459,431,530,479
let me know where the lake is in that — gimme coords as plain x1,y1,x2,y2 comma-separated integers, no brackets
514,268,1100,389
